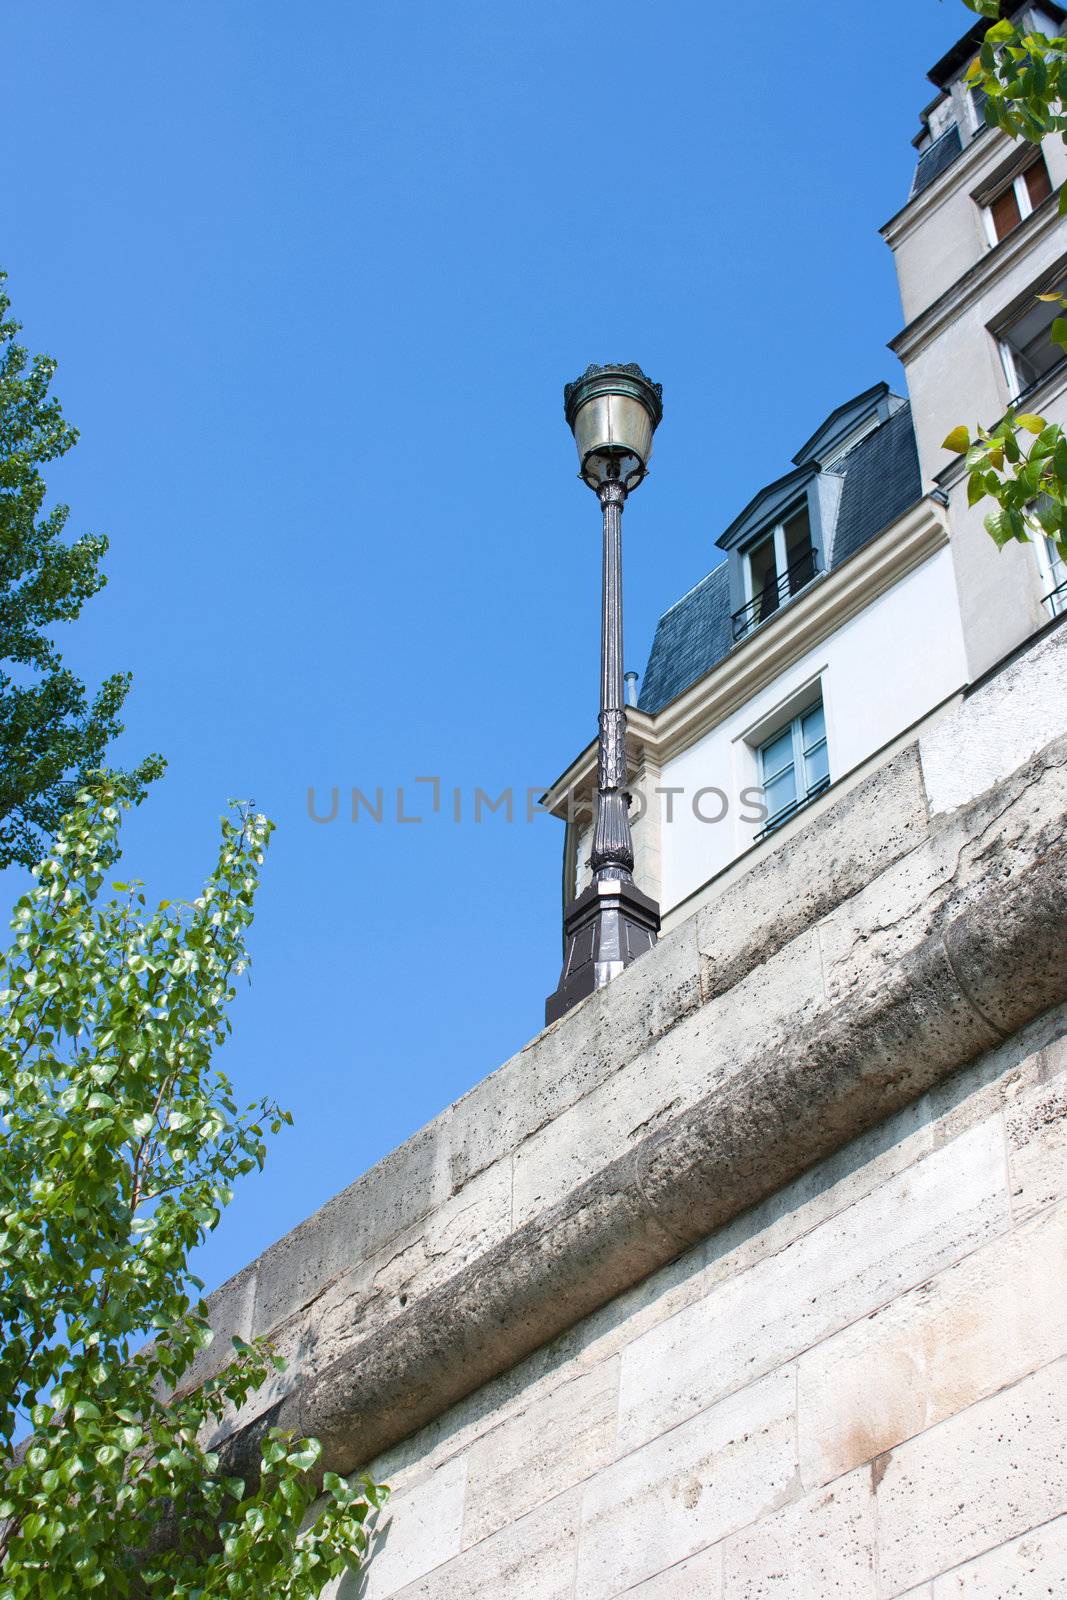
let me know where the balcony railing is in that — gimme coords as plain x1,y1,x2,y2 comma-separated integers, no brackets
754,773,831,843
1044,574,1067,617
732,547,821,643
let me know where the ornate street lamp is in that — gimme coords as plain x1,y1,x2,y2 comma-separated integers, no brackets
546,363,663,1025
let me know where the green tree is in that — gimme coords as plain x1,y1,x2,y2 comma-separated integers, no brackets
943,1,1067,568
0,778,385,1598
0,273,159,871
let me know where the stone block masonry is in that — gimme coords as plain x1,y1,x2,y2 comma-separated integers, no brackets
190,624,1067,1594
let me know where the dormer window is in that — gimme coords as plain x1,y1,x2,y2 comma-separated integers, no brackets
983,154,1053,245
733,505,818,642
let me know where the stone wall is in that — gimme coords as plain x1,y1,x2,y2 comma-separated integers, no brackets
348,1005,1067,1599
194,622,1067,1596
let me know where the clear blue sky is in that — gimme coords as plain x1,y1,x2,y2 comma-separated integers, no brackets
3,0,971,1293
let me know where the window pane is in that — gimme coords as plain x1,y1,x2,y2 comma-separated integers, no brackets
1048,536,1067,587
763,769,797,820
749,535,779,623
800,701,825,750
804,739,829,790
1000,281,1067,395
759,726,794,781
1025,156,1052,209
1014,321,1065,389
1045,536,1067,615
990,185,1021,241
1004,283,1067,392
783,506,815,592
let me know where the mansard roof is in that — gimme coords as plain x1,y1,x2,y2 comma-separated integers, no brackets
909,6,1067,200
911,125,963,199
637,401,922,716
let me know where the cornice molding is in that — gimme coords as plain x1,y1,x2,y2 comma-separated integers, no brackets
881,126,1010,246
890,191,1066,366
541,497,948,818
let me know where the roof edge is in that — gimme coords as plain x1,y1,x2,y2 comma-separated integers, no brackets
928,2,1067,89
791,382,893,466
715,462,818,553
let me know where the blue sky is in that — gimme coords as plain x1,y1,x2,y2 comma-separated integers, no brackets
3,0,972,1293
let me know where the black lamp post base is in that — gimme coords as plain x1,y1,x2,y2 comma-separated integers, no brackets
545,877,660,1026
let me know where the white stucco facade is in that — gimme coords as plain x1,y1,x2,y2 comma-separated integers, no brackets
654,545,967,914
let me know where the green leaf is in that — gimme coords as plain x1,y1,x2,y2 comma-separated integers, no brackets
942,425,971,454
1036,498,1067,535
286,1443,321,1473
967,471,988,507
0,653,381,1588
984,507,1017,546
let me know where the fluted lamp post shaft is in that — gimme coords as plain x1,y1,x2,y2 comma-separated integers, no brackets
593,479,633,881
546,365,663,1026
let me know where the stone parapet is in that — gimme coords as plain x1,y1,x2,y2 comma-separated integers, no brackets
194,626,1067,1530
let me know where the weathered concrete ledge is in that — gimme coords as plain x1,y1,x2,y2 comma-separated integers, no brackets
199,625,1067,1489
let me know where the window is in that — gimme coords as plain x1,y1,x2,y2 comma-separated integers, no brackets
756,700,830,837
998,276,1067,399
983,154,1053,245
969,84,989,136
1034,529,1067,616
733,504,819,641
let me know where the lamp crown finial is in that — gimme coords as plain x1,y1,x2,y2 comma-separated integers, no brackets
563,363,663,420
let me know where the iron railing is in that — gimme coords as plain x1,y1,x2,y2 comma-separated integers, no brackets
732,547,821,642
1010,352,1067,409
1044,574,1067,617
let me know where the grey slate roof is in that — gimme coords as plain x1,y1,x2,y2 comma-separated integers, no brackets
637,402,922,716
636,565,734,717
829,402,921,566
911,124,961,197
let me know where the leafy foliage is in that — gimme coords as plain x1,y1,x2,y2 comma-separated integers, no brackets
0,272,160,870
941,8,1067,556
0,779,385,1597
964,0,1067,180
943,409,1067,558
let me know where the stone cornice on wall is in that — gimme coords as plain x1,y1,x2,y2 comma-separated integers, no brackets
541,497,947,821
880,127,1014,246
196,625,1067,1495
890,196,1066,366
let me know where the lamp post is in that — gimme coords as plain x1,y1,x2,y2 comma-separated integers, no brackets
546,363,663,1026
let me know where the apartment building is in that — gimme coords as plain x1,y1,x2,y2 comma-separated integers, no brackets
544,1,1067,931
